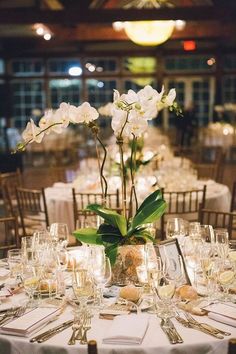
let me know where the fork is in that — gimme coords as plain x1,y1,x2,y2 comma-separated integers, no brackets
80,314,92,345
68,322,80,345
0,306,26,326
184,312,231,336
175,312,224,339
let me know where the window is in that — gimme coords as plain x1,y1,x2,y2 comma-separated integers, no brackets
86,79,117,107
84,58,117,74
192,79,210,125
165,56,214,72
49,79,82,108
123,57,156,74
11,80,45,128
11,59,44,76
223,76,236,102
48,59,82,76
0,59,4,74
223,55,236,71
123,78,157,91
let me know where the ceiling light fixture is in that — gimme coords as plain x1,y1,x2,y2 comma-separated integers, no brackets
121,0,175,46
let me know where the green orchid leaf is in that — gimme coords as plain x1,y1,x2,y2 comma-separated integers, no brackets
105,243,119,266
73,228,103,245
131,199,166,229
86,204,127,236
98,223,123,244
136,189,163,214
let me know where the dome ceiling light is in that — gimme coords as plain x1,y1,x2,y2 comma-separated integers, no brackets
113,0,184,46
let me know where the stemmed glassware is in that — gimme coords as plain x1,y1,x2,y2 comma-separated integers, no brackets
91,253,112,308
72,269,94,314
215,229,229,261
7,249,23,281
21,265,40,307
218,260,235,302
50,223,69,248
154,277,176,319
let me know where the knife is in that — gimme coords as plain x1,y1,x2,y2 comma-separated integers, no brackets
30,320,73,343
167,319,183,343
160,319,177,344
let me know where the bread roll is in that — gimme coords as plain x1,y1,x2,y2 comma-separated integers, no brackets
119,285,140,303
176,285,198,301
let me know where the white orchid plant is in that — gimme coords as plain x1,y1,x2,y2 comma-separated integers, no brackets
16,85,182,264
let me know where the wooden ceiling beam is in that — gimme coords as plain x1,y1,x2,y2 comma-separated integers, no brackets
51,22,236,41
0,5,235,24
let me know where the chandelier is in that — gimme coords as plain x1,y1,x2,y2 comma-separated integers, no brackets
118,0,176,46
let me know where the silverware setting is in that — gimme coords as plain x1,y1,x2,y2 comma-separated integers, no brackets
67,310,92,345
0,306,26,326
30,320,74,343
175,312,224,339
160,319,178,344
184,312,231,337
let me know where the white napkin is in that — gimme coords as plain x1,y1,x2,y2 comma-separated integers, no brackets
208,312,236,327
103,314,149,345
203,303,236,328
0,307,60,337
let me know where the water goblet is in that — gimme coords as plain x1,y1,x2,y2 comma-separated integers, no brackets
91,256,111,308
155,277,176,319
7,249,23,281
50,223,69,248
73,269,94,314
22,265,40,307
215,229,229,261
218,260,235,302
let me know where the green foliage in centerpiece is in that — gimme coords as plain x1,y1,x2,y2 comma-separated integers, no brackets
73,189,166,265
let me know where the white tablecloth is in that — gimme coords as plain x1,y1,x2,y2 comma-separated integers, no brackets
0,297,235,354
45,179,231,233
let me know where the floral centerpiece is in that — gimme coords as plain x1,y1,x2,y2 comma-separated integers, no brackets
16,85,182,281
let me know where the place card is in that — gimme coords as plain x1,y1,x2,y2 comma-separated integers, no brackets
203,303,236,320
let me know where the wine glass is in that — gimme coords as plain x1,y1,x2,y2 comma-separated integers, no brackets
200,225,215,243
164,253,185,287
155,277,176,319
7,249,23,280
215,229,229,261
218,260,235,302
22,265,40,307
166,218,184,239
50,223,69,248
91,256,112,307
73,269,94,313
188,222,201,238
21,236,38,264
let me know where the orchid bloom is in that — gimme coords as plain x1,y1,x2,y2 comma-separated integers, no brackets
125,111,148,137
39,109,62,134
54,102,78,127
22,119,44,144
75,102,99,124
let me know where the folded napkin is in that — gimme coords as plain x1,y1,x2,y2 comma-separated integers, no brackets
208,312,236,327
203,303,236,328
103,314,149,345
0,307,60,337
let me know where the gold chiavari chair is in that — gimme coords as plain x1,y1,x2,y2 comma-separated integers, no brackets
198,208,235,240
230,181,236,213
0,216,20,257
72,189,120,229
0,169,22,216
160,185,207,240
16,187,49,237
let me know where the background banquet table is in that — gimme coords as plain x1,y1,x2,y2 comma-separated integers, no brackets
45,178,231,233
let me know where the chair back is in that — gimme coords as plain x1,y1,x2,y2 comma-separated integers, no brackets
0,169,22,216
230,181,236,212
0,216,19,257
16,187,49,236
199,208,235,239
160,185,206,240
72,189,120,228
